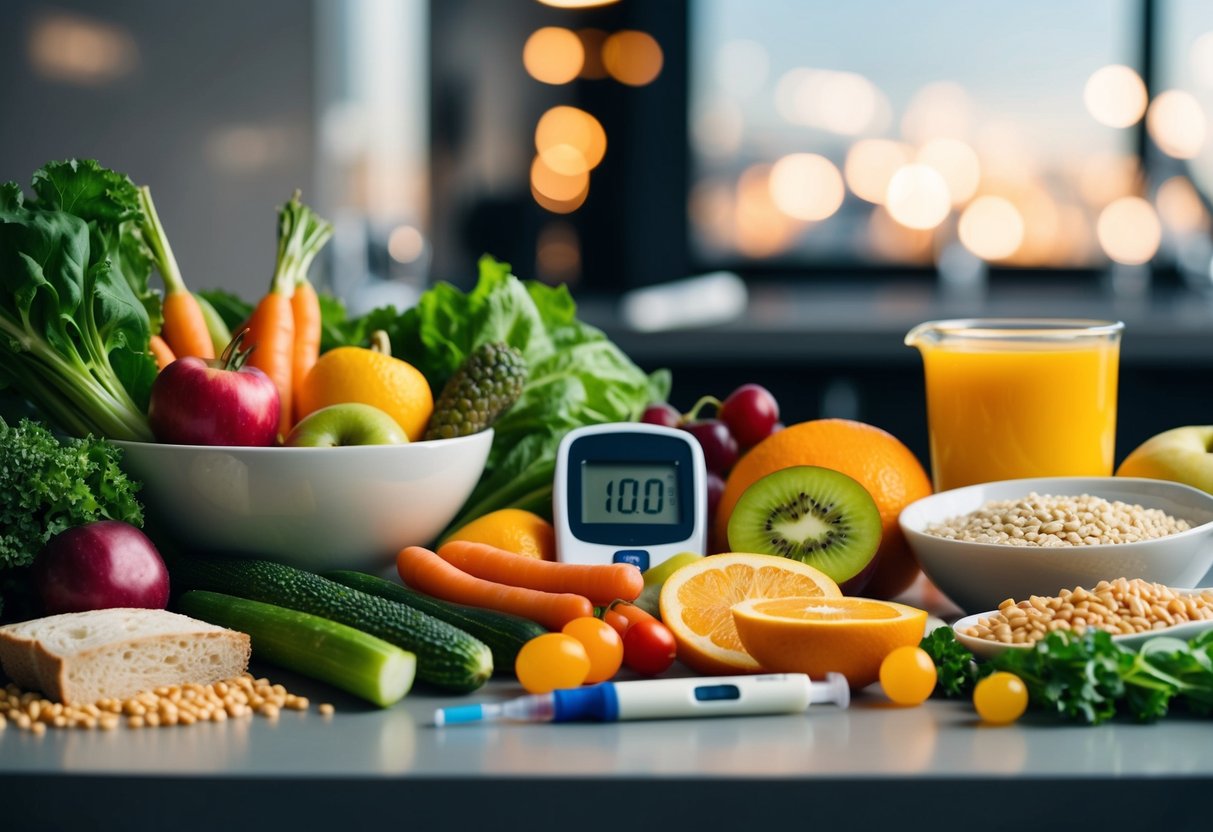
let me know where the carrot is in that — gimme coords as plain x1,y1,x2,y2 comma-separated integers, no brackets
149,335,176,370
161,291,215,359
244,191,332,438
244,290,295,438
436,540,643,605
290,275,321,424
398,546,593,631
137,187,214,359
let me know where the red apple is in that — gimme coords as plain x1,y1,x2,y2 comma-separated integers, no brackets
149,331,279,446
33,520,169,614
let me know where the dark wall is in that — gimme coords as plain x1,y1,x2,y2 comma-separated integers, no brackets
0,0,316,297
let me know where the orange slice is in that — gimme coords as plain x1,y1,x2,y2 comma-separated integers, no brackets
658,553,841,675
731,596,928,688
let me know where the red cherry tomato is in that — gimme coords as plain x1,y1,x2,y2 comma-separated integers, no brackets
622,619,677,675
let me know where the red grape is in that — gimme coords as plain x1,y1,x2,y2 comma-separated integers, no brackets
641,403,682,428
719,384,780,448
682,419,739,475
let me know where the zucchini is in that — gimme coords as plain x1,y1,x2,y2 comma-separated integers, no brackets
177,590,415,708
326,570,547,670
168,554,492,692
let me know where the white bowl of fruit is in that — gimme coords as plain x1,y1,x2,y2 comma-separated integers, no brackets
116,329,523,573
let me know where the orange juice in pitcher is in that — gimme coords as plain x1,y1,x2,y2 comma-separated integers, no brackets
905,319,1123,492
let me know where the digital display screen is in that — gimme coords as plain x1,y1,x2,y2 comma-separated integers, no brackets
581,462,680,525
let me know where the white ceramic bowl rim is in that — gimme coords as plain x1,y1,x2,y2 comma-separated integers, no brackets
900,476,1213,552
112,428,493,454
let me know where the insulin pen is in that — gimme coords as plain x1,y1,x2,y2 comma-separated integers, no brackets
433,672,849,726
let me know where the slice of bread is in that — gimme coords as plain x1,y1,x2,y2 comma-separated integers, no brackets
0,608,251,704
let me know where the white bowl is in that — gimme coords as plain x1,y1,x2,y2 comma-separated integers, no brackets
113,430,493,573
952,597,1213,660
899,476,1213,614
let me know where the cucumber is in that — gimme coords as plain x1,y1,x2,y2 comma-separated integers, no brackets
177,590,415,707
168,554,492,692
326,570,547,670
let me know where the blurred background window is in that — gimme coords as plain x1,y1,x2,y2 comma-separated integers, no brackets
689,0,1137,272
4,0,1213,300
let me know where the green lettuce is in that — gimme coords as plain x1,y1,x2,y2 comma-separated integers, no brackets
0,160,158,440
366,256,668,530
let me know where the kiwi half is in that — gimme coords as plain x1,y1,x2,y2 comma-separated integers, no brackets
726,465,882,592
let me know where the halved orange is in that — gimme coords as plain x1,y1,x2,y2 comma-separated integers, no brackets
659,553,842,675
731,596,928,689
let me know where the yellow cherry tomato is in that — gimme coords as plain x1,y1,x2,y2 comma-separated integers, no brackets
973,671,1029,725
879,645,937,706
515,633,591,694
562,617,624,684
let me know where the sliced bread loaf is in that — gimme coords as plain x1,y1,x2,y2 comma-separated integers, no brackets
0,608,251,704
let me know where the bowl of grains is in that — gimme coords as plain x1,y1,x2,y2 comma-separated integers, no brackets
899,477,1213,614
951,578,1213,658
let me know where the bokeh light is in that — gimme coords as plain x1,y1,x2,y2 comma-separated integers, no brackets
1147,90,1207,159
532,149,590,215
886,164,951,230
536,0,619,7
867,206,934,263
768,153,845,222
844,139,911,204
1083,65,1148,128
775,68,886,136
602,30,663,87
917,138,980,205
523,27,583,85
1156,176,1208,234
693,101,744,160
734,164,801,257
1097,196,1161,265
387,225,424,264
535,106,606,175
958,196,1023,261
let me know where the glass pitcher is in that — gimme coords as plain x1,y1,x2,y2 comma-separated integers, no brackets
905,319,1124,492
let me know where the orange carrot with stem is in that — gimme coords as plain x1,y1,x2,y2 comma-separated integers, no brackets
291,276,322,423
287,197,332,423
149,335,176,370
435,540,643,605
398,546,594,631
245,191,332,438
138,186,214,359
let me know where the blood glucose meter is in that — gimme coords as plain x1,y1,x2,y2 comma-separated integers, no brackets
553,423,707,571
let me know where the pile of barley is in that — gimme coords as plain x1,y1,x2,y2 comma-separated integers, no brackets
960,578,1213,645
0,673,335,734
926,493,1190,547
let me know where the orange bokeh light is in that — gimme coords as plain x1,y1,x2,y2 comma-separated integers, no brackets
603,30,663,87
535,106,607,176
523,27,584,85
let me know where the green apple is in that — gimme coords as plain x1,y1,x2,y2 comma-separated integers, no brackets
285,403,408,448
1117,426,1213,493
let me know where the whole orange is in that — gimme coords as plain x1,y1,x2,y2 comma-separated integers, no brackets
443,509,557,561
297,341,433,441
715,419,932,599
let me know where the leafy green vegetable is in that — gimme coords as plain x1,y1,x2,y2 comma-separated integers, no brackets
390,256,669,531
0,160,159,440
0,417,144,620
920,626,1213,725
920,627,980,697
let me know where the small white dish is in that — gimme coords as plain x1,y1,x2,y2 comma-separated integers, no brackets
899,476,1213,614
113,429,493,573
952,592,1213,659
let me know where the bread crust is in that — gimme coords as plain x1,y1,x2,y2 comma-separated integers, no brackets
0,610,252,704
